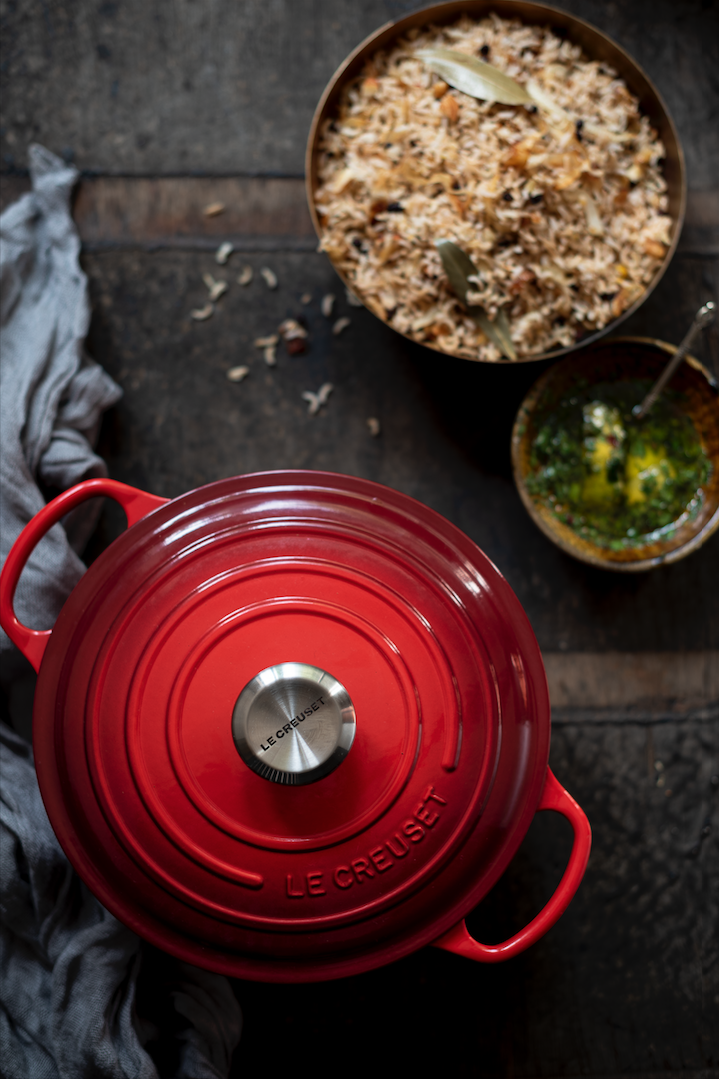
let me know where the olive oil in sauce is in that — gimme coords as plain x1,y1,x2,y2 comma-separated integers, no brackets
526,379,711,550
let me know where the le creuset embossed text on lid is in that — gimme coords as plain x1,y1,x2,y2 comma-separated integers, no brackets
0,471,591,983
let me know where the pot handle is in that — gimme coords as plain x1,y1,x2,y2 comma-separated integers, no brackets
0,477,169,673
432,767,591,963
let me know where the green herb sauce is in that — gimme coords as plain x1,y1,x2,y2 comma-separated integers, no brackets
526,379,711,550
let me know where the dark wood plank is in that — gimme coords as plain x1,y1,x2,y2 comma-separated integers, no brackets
0,175,315,246
73,176,315,247
544,652,719,710
1,175,716,256
1,0,717,185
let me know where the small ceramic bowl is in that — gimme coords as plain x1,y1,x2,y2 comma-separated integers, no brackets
511,337,719,570
306,1,686,364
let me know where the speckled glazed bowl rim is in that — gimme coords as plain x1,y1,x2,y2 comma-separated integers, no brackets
305,0,686,364
510,337,719,572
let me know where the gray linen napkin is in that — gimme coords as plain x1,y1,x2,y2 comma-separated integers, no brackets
0,145,241,1079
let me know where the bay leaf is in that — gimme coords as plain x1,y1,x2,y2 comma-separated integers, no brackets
493,308,518,361
435,238,477,305
474,309,518,362
417,47,532,106
436,240,517,360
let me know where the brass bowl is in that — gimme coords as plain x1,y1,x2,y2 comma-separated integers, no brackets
511,338,719,570
305,0,686,364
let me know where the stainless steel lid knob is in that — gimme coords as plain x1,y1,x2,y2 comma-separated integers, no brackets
231,662,356,785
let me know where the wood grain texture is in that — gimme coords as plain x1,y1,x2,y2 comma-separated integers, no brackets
0,175,316,247
1,0,717,185
0,174,715,255
544,651,719,709
73,176,316,247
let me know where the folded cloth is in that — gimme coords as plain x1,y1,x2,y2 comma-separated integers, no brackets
0,145,122,674
0,146,242,1078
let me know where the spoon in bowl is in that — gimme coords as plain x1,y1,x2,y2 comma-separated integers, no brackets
632,301,716,420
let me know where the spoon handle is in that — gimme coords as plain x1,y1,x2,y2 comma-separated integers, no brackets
632,301,716,419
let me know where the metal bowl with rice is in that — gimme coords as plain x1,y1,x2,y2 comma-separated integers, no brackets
305,1,686,363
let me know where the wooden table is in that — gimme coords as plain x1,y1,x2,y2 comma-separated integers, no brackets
2,1,717,1075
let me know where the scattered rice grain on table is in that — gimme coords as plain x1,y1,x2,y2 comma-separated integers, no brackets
226,365,249,382
238,266,254,286
253,334,279,366
203,274,228,302
190,303,214,321
215,242,234,264
313,13,672,360
278,319,308,341
279,318,309,355
260,267,278,289
302,382,333,415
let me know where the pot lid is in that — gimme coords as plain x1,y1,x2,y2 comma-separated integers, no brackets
33,471,550,982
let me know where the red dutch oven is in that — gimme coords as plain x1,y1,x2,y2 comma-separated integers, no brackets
0,471,591,983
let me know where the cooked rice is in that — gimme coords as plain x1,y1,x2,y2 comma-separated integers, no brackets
313,13,672,361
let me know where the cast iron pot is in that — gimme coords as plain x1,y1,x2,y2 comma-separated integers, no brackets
0,471,591,983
